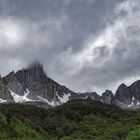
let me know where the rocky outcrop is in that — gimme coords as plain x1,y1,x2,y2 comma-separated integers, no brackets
3,71,25,96
71,92,101,101
114,81,140,108
102,90,113,104
129,80,140,101
115,84,132,105
0,75,13,102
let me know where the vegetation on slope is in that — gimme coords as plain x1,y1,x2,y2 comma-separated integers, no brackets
0,99,140,139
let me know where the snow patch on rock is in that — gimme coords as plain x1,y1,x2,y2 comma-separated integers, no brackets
56,93,71,103
127,96,140,107
37,96,51,104
37,96,59,106
137,101,140,106
9,89,34,103
81,95,88,100
0,98,7,103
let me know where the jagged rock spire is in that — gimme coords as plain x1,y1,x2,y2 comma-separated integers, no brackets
102,90,113,104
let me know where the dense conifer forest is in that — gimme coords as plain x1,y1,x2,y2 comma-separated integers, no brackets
0,99,139,140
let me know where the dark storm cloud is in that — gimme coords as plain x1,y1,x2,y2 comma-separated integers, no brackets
0,0,139,94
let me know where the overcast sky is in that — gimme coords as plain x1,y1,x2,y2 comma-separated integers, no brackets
0,0,140,94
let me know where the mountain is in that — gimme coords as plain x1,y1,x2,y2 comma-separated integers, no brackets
0,61,140,109
0,62,102,107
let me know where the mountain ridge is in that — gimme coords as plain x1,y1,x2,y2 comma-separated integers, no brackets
0,62,140,109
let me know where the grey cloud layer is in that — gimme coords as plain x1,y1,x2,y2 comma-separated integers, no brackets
0,0,138,94
68,0,140,93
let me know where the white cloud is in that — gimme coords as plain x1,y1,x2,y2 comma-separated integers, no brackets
0,18,25,49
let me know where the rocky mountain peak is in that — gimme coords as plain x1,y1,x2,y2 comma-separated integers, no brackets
115,83,132,105
118,83,127,90
130,80,140,86
129,80,140,101
102,90,113,104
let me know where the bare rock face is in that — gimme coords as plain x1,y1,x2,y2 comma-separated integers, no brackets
16,63,48,100
0,75,13,102
3,71,25,96
129,80,140,101
102,90,113,104
114,81,140,108
115,84,132,105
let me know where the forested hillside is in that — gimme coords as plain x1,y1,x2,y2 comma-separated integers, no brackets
0,99,140,140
